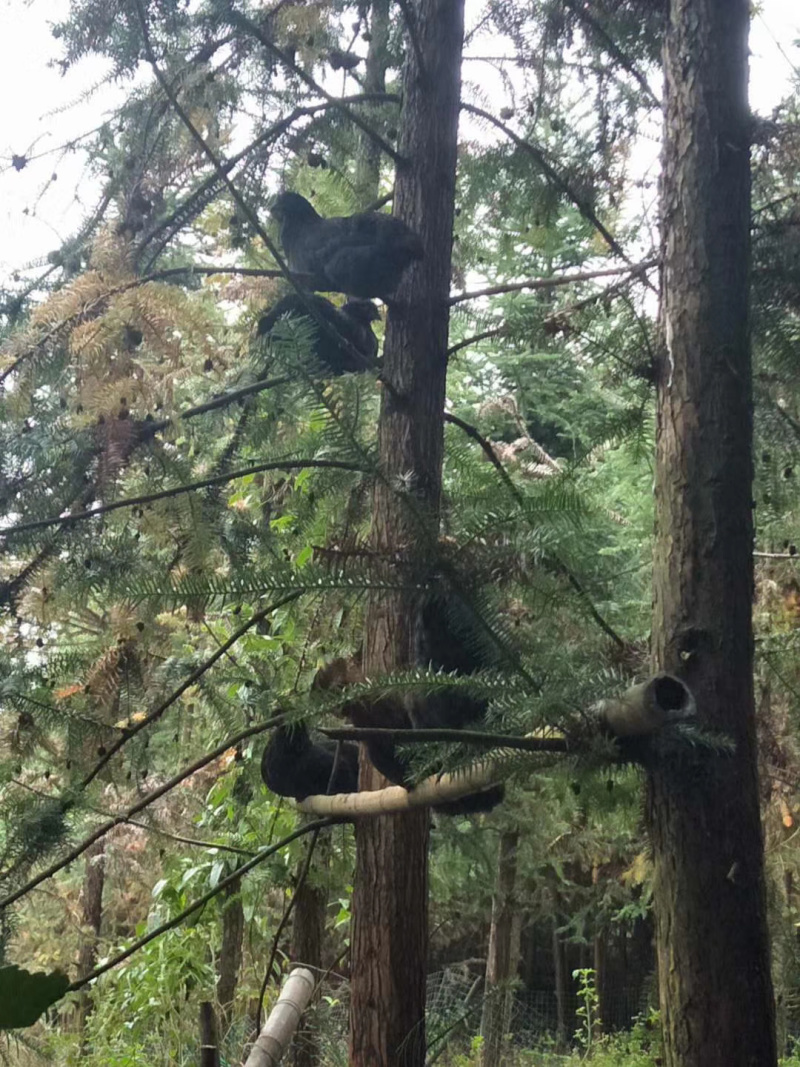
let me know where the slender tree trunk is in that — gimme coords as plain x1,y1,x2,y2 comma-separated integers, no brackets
348,0,465,1063
74,838,105,1041
216,876,244,1037
290,867,326,1067
355,0,391,204
552,922,568,1050
200,1001,221,1067
481,830,521,1067
592,930,606,1037
648,2,777,1064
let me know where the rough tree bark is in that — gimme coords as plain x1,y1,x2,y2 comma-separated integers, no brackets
348,0,465,1062
480,830,522,1067
648,2,777,1064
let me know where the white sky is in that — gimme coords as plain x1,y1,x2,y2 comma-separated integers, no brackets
0,0,797,286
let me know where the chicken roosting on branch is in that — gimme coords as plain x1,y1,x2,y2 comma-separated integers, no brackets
257,293,380,375
270,192,424,299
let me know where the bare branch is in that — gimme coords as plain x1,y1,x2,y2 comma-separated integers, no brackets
449,259,657,305
447,326,506,356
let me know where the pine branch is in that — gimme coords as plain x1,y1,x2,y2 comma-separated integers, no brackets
139,94,399,268
563,0,660,109
461,102,635,266
132,0,381,377
225,7,404,166
444,412,626,647
0,715,284,910
0,267,302,386
80,592,304,789
0,459,367,538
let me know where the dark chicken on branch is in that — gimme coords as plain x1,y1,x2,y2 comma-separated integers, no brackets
315,593,506,816
261,722,359,800
257,293,380,375
270,192,424,299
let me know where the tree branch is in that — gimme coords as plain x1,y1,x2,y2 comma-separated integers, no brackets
321,726,567,751
226,7,404,165
447,326,506,356
563,0,660,109
396,0,427,82
80,593,303,789
461,102,632,264
448,259,657,305
0,458,367,538
0,715,284,910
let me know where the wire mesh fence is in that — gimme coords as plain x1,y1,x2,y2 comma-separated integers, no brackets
284,964,654,1062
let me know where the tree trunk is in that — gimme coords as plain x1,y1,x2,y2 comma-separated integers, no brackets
216,876,244,1037
200,1001,221,1067
290,867,326,1067
348,0,465,1063
480,830,521,1067
355,0,391,204
552,922,569,1050
592,930,605,1037
74,838,106,1041
648,2,777,1065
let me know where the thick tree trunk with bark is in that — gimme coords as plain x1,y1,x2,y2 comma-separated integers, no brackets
348,0,465,1063
648,2,777,1064
480,830,521,1067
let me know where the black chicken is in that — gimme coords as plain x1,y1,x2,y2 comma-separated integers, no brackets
315,593,506,816
261,723,360,800
257,293,380,375
270,192,423,299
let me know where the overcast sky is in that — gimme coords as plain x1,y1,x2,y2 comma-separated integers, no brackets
0,0,797,286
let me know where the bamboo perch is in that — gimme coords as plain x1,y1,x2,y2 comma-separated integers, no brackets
297,674,695,817
243,967,316,1067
